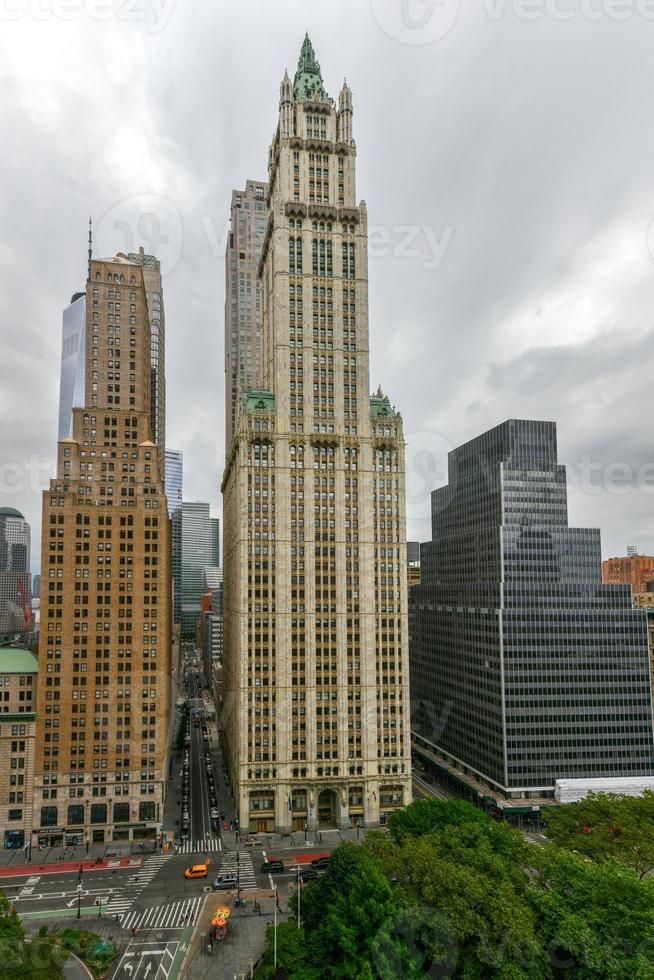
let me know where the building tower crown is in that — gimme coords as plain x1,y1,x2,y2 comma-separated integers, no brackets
293,32,332,104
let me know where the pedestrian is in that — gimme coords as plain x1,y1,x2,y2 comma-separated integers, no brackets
131,926,137,938
85,838,89,856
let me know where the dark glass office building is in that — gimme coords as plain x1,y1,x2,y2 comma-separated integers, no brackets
410,419,654,800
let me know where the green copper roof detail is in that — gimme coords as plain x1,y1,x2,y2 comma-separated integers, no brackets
370,392,397,418
0,647,38,673
293,33,333,105
243,390,275,413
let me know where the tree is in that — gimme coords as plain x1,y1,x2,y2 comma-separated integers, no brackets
256,921,316,980
0,892,66,979
387,797,490,844
300,843,396,978
528,845,654,978
542,792,654,878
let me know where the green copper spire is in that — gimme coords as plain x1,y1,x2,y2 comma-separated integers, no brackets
293,32,332,104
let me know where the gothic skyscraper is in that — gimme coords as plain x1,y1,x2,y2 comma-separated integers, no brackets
222,37,411,832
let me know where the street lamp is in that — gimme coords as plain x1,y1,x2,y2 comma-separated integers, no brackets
296,866,301,929
76,882,83,920
95,897,102,919
273,884,278,968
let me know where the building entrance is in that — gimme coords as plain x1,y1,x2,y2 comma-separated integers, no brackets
317,789,337,828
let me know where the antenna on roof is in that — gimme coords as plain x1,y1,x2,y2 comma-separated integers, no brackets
87,215,93,281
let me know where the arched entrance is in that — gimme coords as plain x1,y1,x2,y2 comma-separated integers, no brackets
317,789,338,828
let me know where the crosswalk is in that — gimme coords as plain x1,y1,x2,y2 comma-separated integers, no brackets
178,838,222,854
120,896,204,932
106,854,170,916
217,851,257,890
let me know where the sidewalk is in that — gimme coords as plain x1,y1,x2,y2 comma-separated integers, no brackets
184,893,285,980
0,855,142,878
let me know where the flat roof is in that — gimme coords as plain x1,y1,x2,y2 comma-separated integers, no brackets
0,647,38,673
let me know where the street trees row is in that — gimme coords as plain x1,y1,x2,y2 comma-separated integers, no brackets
258,797,654,978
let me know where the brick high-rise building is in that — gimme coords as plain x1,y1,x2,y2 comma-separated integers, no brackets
225,180,268,451
602,552,654,593
222,36,411,832
34,252,172,847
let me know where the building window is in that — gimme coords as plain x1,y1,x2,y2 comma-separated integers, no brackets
40,806,58,827
90,803,107,824
68,804,85,825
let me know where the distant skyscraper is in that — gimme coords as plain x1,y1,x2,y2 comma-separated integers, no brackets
0,507,31,641
410,419,654,810
180,502,220,637
165,450,183,626
127,249,166,481
225,179,268,450
34,252,172,847
164,450,183,516
222,36,411,833
57,292,86,440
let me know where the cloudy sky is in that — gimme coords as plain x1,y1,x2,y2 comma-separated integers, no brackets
2,0,654,571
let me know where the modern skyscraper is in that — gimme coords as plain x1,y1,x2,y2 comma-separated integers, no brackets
180,502,220,638
58,292,86,440
409,419,654,811
164,450,183,517
126,249,166,481
0,508,31,642
222,36,411,832
225,180,268,451
165,450,183,626
34,252,172,847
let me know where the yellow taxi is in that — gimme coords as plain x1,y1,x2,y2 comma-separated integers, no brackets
184,863,208,879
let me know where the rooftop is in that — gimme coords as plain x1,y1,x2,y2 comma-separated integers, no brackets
0,647,38,674
0,507,25,520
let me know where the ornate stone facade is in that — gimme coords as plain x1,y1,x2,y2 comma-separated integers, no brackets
222,37,412,833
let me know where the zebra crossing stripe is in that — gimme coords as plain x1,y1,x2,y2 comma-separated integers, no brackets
179,839,222,853
106,854,170,914
120,896,204,931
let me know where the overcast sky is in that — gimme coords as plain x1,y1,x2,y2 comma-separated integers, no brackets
2,0,654,571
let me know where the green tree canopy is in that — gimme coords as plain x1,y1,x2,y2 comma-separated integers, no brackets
387,797,490,844
542,791,654,878
0,892,66,980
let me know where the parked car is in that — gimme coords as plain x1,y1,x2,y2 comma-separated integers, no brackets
300,866,319,883
261,859,285,874
311,857,331,871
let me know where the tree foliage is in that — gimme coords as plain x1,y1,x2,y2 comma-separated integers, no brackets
387,796,490,844
0,892,66,980
260,799,654,978
542,791,654,878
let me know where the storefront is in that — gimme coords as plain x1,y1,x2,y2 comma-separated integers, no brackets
37,828,64,847
4,830,24,850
